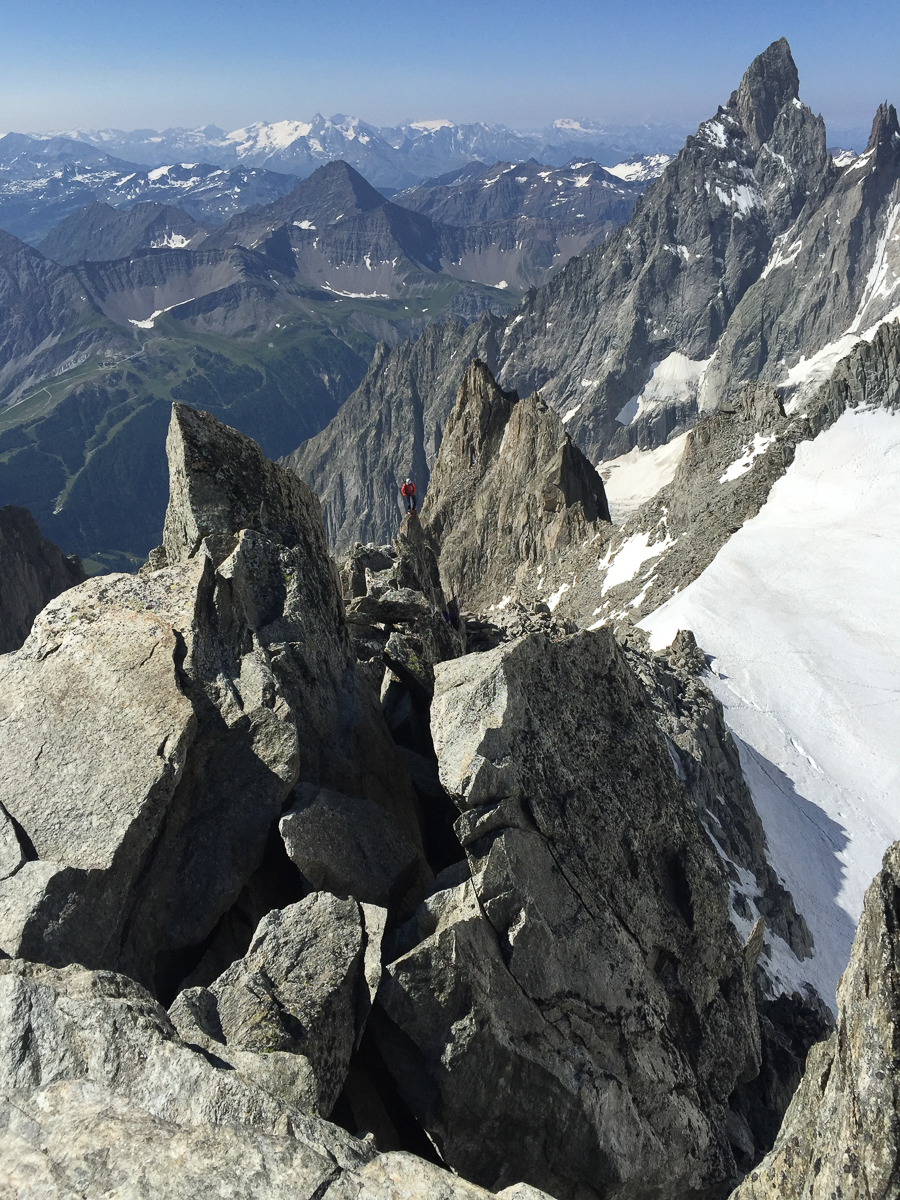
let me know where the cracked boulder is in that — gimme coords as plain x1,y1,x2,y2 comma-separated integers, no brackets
170,894,383,1117
280,785,428,915
0,958,537,1200
0,403,423,994
375,628,761,1200
0,958,370,1168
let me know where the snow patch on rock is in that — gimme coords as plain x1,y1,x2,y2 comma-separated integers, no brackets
598,433,689,523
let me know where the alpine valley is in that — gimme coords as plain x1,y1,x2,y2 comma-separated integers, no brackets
0,144,646,570
1,37,900,1200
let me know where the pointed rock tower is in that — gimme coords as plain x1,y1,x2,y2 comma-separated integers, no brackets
421,360,610,612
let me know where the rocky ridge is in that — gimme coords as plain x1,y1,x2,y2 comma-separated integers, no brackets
405,357,819,1018
701,101,900,410
36,200,211,264
0,397,834,1199
420,359,611,612
0,403,425,990
0,158,301,245
491,37,834,459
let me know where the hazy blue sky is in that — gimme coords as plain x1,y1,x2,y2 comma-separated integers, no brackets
1,0,897,141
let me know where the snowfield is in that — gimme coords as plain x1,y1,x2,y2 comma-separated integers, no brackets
599,433,688,521
641,406,900,1004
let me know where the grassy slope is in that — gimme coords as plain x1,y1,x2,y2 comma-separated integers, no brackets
0,269,519,570
0,319,371,571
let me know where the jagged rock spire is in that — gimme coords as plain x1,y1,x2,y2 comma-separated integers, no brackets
732,37,800,148
421,359,610,611
866,100,900,152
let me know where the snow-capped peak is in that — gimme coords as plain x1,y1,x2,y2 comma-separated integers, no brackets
408,119,454,132
225,119,316,153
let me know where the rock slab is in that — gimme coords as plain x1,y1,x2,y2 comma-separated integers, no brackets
377,628,761,1200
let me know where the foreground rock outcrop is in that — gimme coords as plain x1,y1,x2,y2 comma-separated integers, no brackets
374,628,763,1200
731,841,900,1199
0,394,847,1200
0,504,85,653
0,958,539,1200
0,403,424,992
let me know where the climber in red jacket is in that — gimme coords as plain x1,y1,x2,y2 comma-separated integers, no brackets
400,477,417,514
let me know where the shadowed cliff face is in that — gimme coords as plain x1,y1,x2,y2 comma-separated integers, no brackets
0,505,85,653
0,403,425,989
731,839,900,1200
284,316,506,553
420,359,611,612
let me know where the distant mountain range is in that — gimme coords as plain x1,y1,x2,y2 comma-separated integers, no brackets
15,115,691,189
1,85,875,569
2,157,637,567
0,135,301,243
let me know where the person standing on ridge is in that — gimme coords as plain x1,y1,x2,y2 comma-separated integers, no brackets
401,477,417,514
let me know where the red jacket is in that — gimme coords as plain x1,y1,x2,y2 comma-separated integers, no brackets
401,482,416,497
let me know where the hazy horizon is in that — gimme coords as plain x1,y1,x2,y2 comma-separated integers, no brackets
2,0,896,148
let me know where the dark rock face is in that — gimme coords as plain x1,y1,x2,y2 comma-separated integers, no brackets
731,841,900,1199
376,628,762,1200
280,785,428,914
421,360,611,611
622,629,812,968
0,505,86,653
35,200,210,265
703,102,900,409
